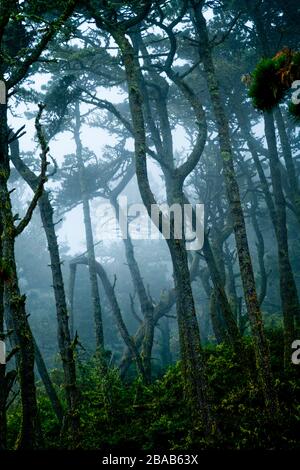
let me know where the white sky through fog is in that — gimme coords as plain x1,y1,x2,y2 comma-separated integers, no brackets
9,72,191,256
9,6,258,256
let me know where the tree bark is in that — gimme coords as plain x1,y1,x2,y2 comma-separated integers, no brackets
33,338,64,424
111,197,154,383
10,137,80,445
108,29,215,433
74,102,104,352
0,221,6,450
68,263,77,340
190,2,278,414
246,0,300,367
0,101,42,449
264,111,299,368
71,257,147,381
274,107,300,225
202,235,242,351
160,317,172,370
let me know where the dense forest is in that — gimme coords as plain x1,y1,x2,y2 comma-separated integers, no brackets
0,0,300,456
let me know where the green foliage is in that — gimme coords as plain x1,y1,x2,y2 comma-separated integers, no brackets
6,331,300,450
249,50,300,120
248,58,286,110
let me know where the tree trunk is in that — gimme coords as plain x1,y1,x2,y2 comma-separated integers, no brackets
72,257,147,382
68,263,77,340
110,30,215,433
0,224,6,450
191,3,277,414
166,235,213,431
209,288,226,344
160,317,172,370
203,235,242,351
264,111,299,368
0,101,41,449
33,338,64,424
74,102,104,352
10,137,80,443
274,107,300,225
111,197,154,383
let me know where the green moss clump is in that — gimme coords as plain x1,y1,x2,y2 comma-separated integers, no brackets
248,58,287,110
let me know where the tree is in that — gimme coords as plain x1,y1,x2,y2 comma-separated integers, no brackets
0,0,77,448
9,134,80,445
189,0,278,414
87,1,216,433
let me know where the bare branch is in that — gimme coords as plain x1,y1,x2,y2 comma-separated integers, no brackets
129,293,143,324
14,104,49,237
211,11,243,47
8,125,26,144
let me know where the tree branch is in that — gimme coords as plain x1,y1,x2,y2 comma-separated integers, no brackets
7,0,78,90
14,104,49,237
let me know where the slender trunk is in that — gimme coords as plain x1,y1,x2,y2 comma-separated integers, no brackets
33,338,64,424
68,263,77,340
198,267,223,343
224,246,240,317
0,222,6,450
110,30,214,432
72,257,147,381
264,111,299,368
74,102,104,352
10,138,80,443
160,317,172,370
38,193,79,431
202,236,242,351
237,156,268,306
167,235,213,431
0,101,41,449
111,198,154,383
250,198,268,306
191,4,277,413
209,288,226,344
274,107,300,225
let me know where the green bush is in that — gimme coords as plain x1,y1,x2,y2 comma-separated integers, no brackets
249,58,287,110
6,330,300,450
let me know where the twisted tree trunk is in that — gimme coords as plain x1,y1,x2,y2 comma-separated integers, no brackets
109,29,215,433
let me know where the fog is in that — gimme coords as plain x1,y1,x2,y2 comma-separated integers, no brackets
1,0,300,453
